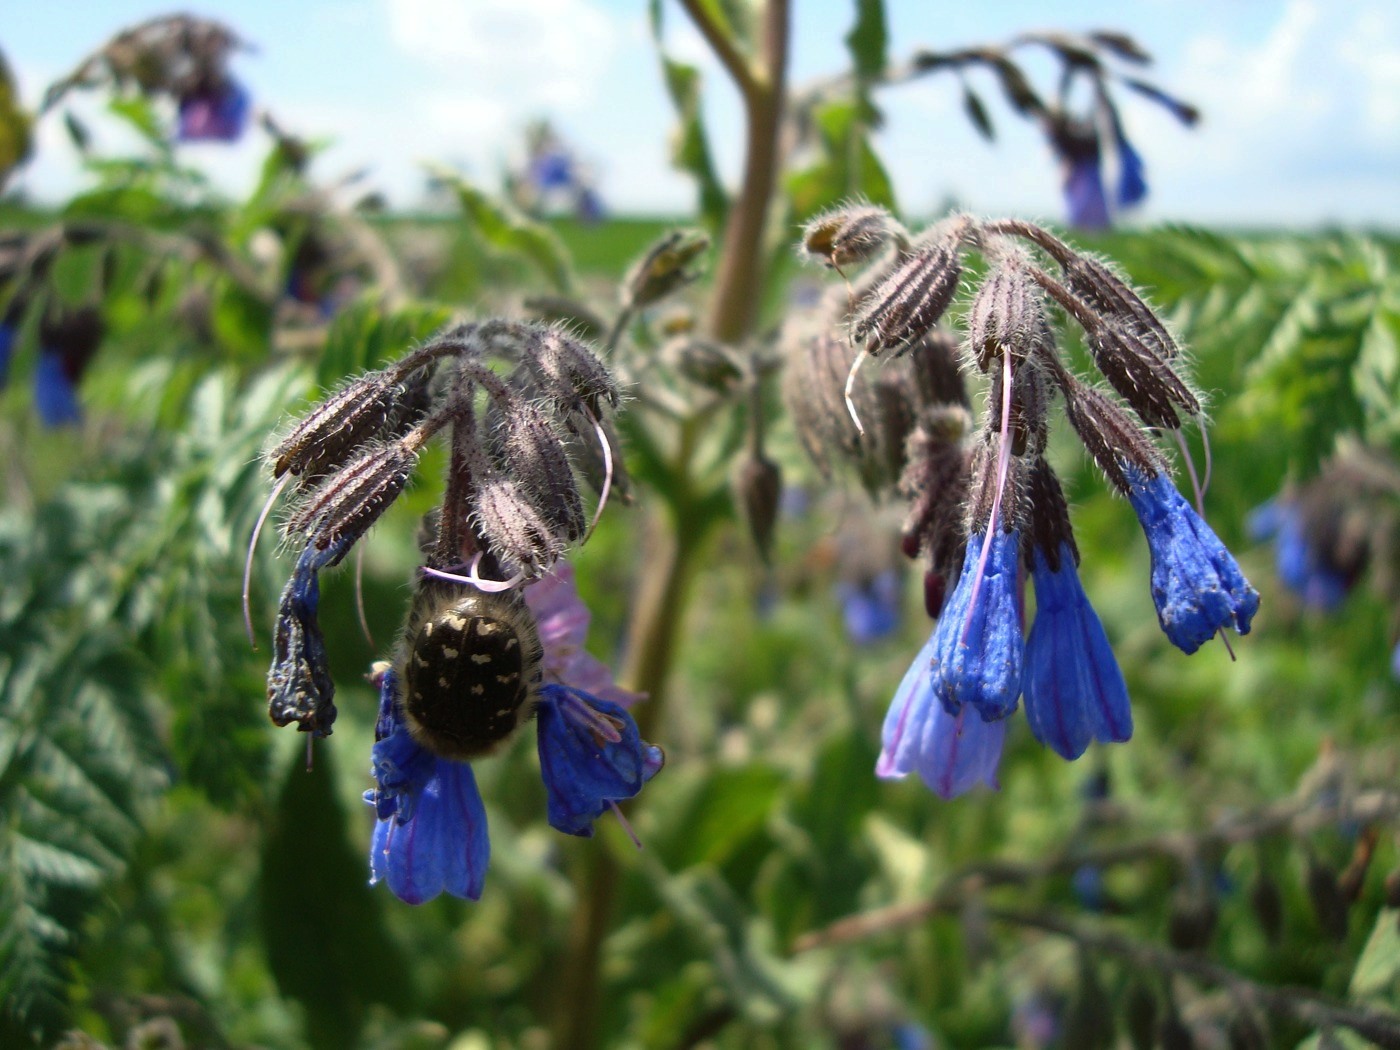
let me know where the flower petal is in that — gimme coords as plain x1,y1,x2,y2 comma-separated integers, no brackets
536,684,661,837
933,531,1025,721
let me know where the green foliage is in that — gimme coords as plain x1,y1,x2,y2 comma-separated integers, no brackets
432,170,576,294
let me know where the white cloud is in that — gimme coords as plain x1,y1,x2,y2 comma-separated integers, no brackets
384,0,617,112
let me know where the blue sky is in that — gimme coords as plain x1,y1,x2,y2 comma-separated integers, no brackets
6,0,1399,227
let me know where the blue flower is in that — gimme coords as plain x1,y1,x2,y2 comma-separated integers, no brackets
529,149,576,192
0,323,14,388
837,568,902,645
1115,127,1148,208
177,79,250,142
536,684,663,837
1124,466,1259,653
367,667,490,904
1064,156,1111,230
877,631,1005,799
1248,498,1350,611
932,530,1024,722
1022,543,1132,760
33,349,82,427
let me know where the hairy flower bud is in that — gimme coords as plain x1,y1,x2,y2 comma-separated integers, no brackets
520,325,620,417
899,408,972,579
1062,380,1166,493
287,441,417,555
666,336,745,392
1084,316,1200,430
490,399,585,543
622,230,709,310
965,253,1046,372
473,472,567,574
1063,252,1181,362
800,204,896,270
851,244,962,356
271,370,399,480
906,329,968,412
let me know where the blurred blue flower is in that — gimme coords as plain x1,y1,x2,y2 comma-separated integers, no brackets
536,684,663,837
0,322,14,387
1023,543,1132,760
1248,498,1350,611
33,349,82,426
1115,126,1148,208
1124,466,1259,654
836,568,902,645
176,79,250,142
933,529,1024,722
1064,156,1111,230
530,149,576,192
367,666,490,904
877,630,1006,799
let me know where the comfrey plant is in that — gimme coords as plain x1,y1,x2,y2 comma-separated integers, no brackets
254,320,661,903
789,206,1259,797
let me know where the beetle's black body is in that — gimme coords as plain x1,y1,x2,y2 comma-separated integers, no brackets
397,581,543,760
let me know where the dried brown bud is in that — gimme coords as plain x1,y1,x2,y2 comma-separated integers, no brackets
899,408,972,579
666,336,745,392
1167,885,1218,952
287,441,417,555
271,371,399,479
851,244,962,356
733,452,782,561
800,204,896,270
906,329,968,411
622,230,709,309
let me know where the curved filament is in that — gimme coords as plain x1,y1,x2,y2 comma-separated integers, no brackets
244,473,291,649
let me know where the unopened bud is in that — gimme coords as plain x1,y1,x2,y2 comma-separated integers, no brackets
1085,317,1200,430
1062,381,1167,494
271,371,398,479
1167,885,1218,952
521,325,619,416
733,452,782,561
622,230,709,309
1026,458,1077,570
906,330,967,411
288,441,417,556
800,204,895,270
667,336,745,392
1063,253,1180,363
965,253,1046,372
1124,981,1158,1050
851,244,961,356
491,399,585,542
473,472,566,574
1249,872,1284,944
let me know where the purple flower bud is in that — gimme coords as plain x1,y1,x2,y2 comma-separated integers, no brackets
1124,465,1259,653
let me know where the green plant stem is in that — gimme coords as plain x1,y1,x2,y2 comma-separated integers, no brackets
552,422,711,1050
688,0,790,343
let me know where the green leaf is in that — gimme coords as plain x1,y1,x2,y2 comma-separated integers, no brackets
785,98,896,222
316,297,453,388
107,95,169,154
659,57,730,232
259,746,410,1050
433,170,575,294
963,86,996,141
1350,908,1400,1003
845,0,888,82
662,765,786,869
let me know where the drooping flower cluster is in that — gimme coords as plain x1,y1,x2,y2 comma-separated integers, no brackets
1249,445,1400,677
41,15,250,145
789,207,1259,796
258,319,658,902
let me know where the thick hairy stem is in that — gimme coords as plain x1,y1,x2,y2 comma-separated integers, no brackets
700,0,790,343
